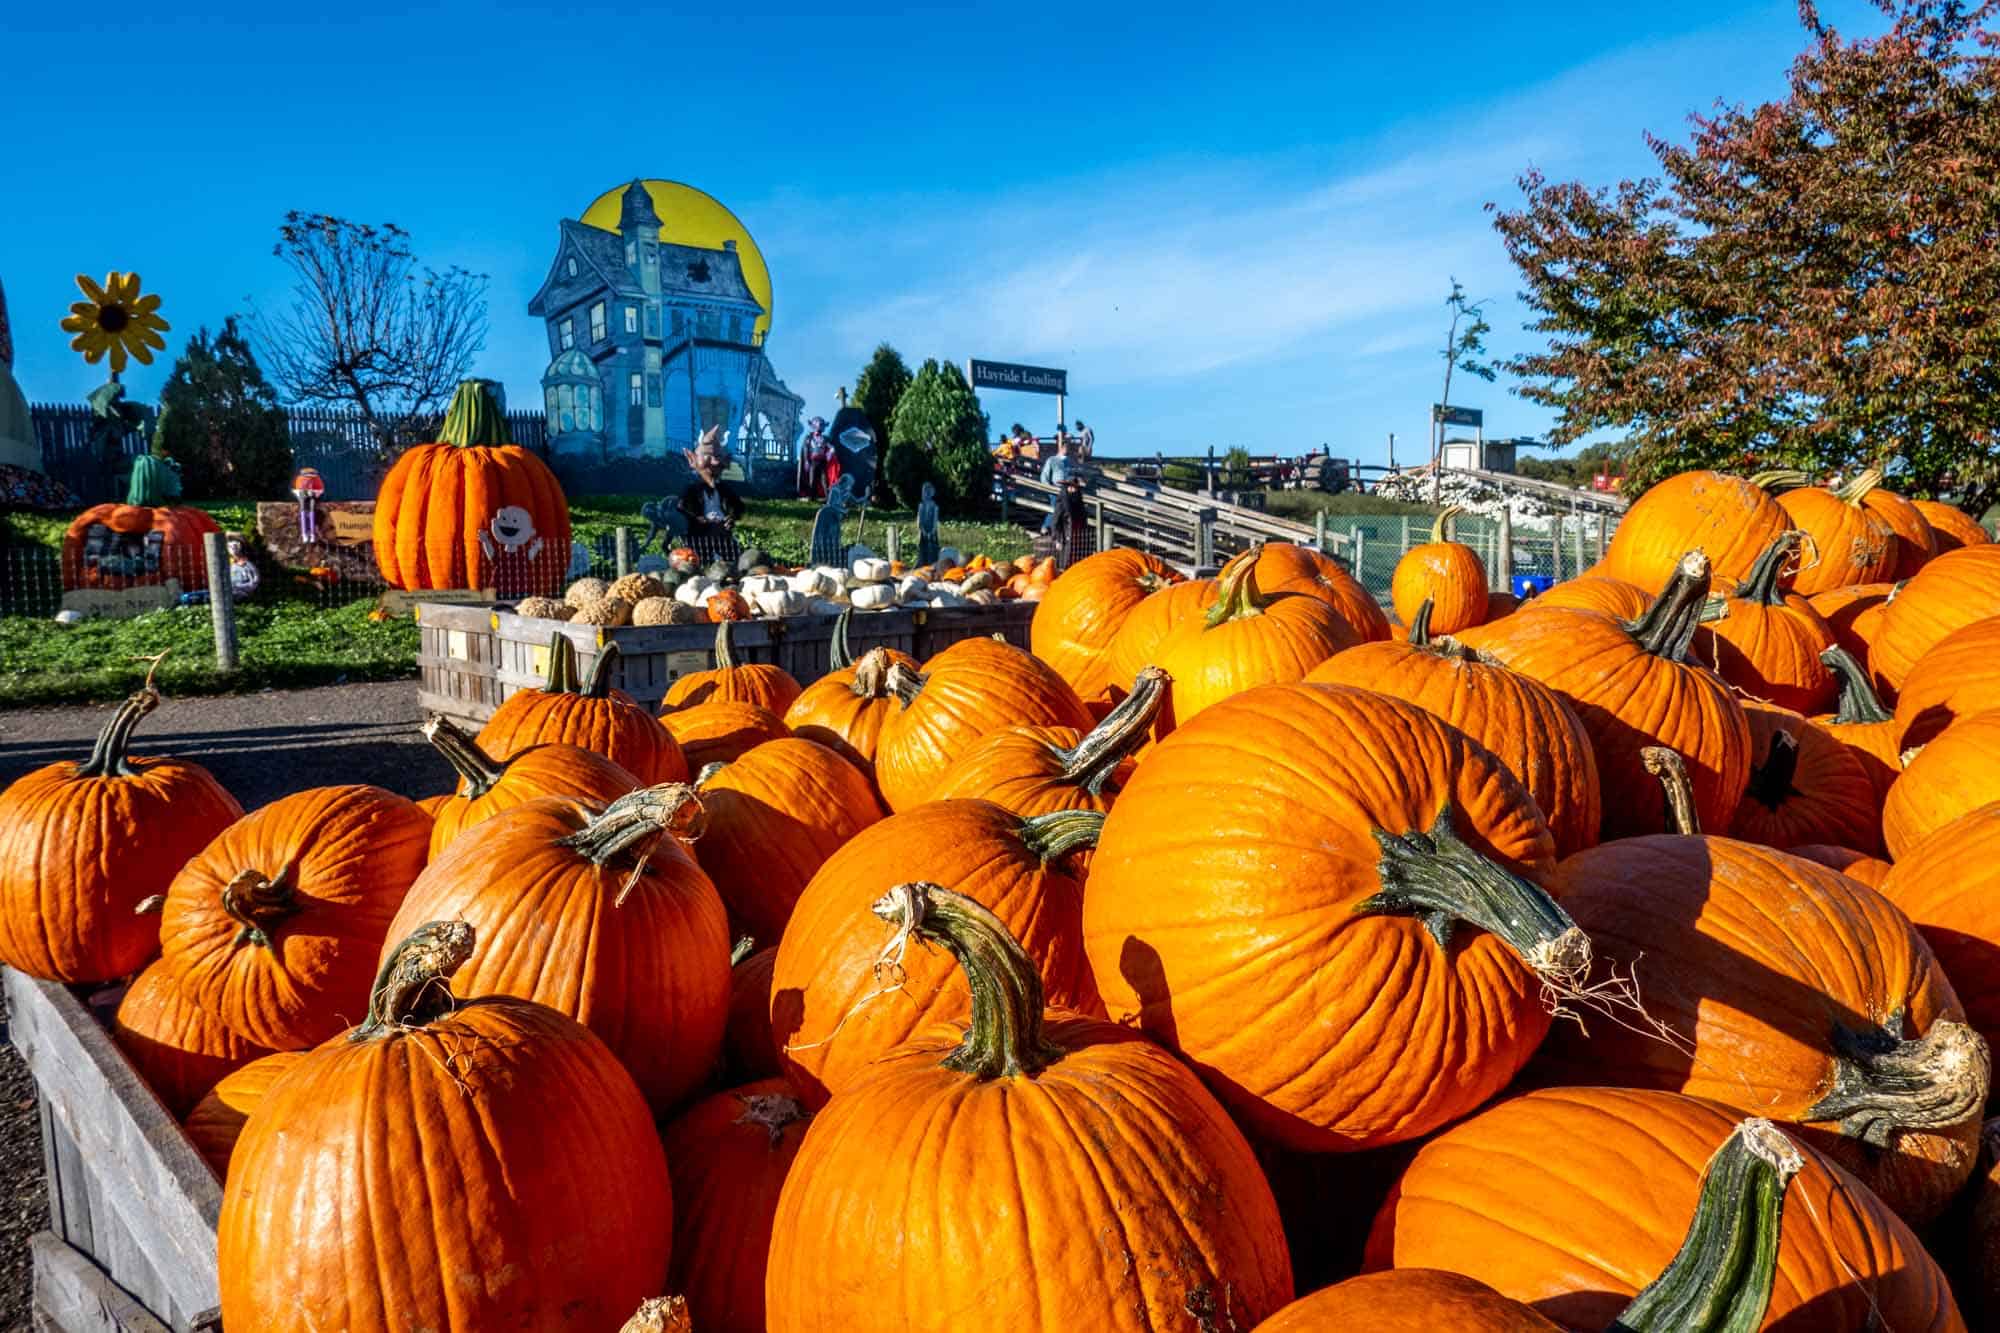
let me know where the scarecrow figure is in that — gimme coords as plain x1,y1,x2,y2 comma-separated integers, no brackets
291,467,326,543
677,426,745,565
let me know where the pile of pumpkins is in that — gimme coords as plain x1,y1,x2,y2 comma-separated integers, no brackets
7,462,2000,1330
514,548,1059,627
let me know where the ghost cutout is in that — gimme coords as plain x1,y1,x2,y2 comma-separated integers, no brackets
478,505,545,596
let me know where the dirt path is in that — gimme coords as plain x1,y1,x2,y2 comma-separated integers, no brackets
0,680,452,1326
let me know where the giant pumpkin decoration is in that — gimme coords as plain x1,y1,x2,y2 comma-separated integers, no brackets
1029,546,1182,700
0,686,241,982
478,635,688,785
1600,469,1793,593
765,884,1293,1332
373,379,571,596
61,454,222,590
218,920,674,1331
1391,506,1489,634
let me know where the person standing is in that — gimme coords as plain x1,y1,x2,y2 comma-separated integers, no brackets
1074,419,1094,464
1039,437,1090,570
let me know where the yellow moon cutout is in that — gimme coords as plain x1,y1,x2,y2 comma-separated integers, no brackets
580,180,773,345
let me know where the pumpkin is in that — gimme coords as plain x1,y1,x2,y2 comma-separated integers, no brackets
382,785,730,1114
1471,551,1752,839
567,576,611,607
1482,589,1520,621
1538,833,1983,1223
1728,702,1882,853
927,666,1167,819
707,587,753,622
1030,547,1182,699
182,1050,306,1178
725,943,781,1081
1866,481,1940,579
662,700,790,770
765,884,1293,1332
609,572,668,603
0,687,241,982
1881,803,2000,1102
479,635,687,785
1883,710,2000,858
663,620,801,714
1305,607,1602,859
1254,542,1393,643
1100,576,1220,697
1811,644,1905,806
513,594,574,621
1700,530,1837,713
373,380,571,596
780,611,918,785
1367,1086,1963,1331
218,921,673,1330
421,713,639,859
693,737,886,943
848,581,897,610
1260,1118,1801,1333
157,784,432,1051
1531,575,1654,620
1085,683,1580,1151
1391,506,1489,633
1789,843,1894,889
111,961,274,1117
662,1079,812,1333
772,801,1104,1106
1870,544,2000,692
1972,1121,2000,1331
60,455,223,590
1808,580,1897,662
1600,469,1794,593
1913,499,1990,553
571,591,634,626
1893,613,2000,747
874,636,1091,812
632,595,701,626
1773,469,1898,594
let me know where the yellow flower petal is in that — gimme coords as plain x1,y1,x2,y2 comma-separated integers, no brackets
107,343,128,373
111,272,137,302
127,342,154,366
60,314,89,334
136,327,166,351
76,274,107,305
134,312,169,333
132,293,162,315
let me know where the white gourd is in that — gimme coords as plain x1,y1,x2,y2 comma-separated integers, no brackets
850,582,898,610
850,557,893,583
675,577,715,607
751,587,806,617
895,575,928,602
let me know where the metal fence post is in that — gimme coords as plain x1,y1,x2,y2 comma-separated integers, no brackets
1197,508,1217,568
202,532,238,673
886,525,902,564
1352,525,1367,590
1597,514,1609,562
1551,514,1566,581
614,526,633,579
1093,499,1108,554
1314,510,1327,552
1497,507,1515,587
1399,516,1411,556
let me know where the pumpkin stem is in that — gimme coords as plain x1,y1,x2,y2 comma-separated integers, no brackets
1834,468,1884,505
1432,505,1463,544
582,641,623,698
1202,546,1270,628
1748,468,1810,494
730,934,757,966
75,688,161,779
1355,805,1590,979
219,867,298,950
621,1295,693,1333
884,660,928,708
436,380,513,448
351,920,477,1042
1621,551,1712,663
871,881,1064,1080
695,760,729,786
1736,532,1801,607
1406,596,1436,647
829,608,855,671
848,647,897,699
1609,1118,1803,1333
1819,646,1893,724
1643,747,1702,835
734,1090,812,1147
1805,1015,1990,1148
1017,808,1107,862
542,633,581,693
1055,667,1168,795
422,713,507,799
557,783,707,901
1742,729,1801,812
713,619,739,671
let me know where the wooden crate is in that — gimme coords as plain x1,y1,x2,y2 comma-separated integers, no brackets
414,602,502,725
7,968,221,1332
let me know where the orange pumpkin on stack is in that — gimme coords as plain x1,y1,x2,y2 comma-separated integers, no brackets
779,611,915,785
1870,544,2000,692
1390,507,1489,634
479,636,687,785
420,713,638,858
1029,548,1182,699
1599,469,1793,592
1771,469,1899,594
663,620,801,714
1700,529,1837,713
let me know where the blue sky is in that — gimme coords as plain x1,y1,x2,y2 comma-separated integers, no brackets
2,0,1885,466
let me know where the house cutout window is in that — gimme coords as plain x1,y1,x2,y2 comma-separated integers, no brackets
727,315,742,344
629,372,643,406
625,241,636,266
558,384,576,433
697,308,719,339
687,259,711,284
624,305,639,334
646,372,662,408
671,308,685,336
567,257,579,277
589,302,607,343
560,318,575,351
644,304,659,337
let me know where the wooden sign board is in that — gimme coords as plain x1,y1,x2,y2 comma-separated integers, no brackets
388,589,497,619
326,509,377,546
60,581,182,618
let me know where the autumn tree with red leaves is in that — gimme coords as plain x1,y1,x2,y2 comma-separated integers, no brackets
1493,0,2000,511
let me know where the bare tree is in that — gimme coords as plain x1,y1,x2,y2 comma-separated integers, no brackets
250,213,489,449
1432,277,1496,501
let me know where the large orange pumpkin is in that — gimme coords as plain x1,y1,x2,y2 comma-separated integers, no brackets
479,635,688,785
218,921,672,1330
1809,580,1898,662
1100,576,1219,694
1894,614,2000,747
1600,470,1793,593
779,612,917,787
1870,545,2000,692
373,379,571,596
765,884,1293,1332
1775,469,1898,594
1367,1086,1963,1331
383,785,731,1114
724,943,781,1081
60,454,221,591
421,713,638,858
1701,530,1837,712
1913,499,1990,554
1391,506,1489,634
1529,574,1653,620
662,699,790,770
1883,710,2000,858
0,687,241,982
1882,802,2000,1076
1538,835,1982,1223
873,636,1091,812
157,784,432,1051
771,800,1103,1105
1029,546,1182,699
182,1049,307,1178
1085,684,1577,1151
1812,644,1905,806
1729,702,1882,853
693,736,885,943
1305,617,1601,859
1255,540,1392,642
662,619,801,714
111,961,274,1117
1788,843,1894,889
1866,481,1940,579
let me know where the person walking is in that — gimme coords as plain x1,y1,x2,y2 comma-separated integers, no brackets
1039,437,1091,570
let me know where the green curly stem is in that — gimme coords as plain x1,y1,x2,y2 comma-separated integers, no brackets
1644,747,1702,835
872,881,1063,1080
351,920,477,1041
541,634,622,698
712,619,740,670
1805,1014,1990,1148
1356,805,1590,978
1622,551,1713,663
1431,505,1463,544
422,713,507,799
1017,808,1107,862
1748,468,1809,494
75,688,161,779
1735,531,1802,607
437,381,512,448
1610,1118,1804,1333
830,607,856,671
1741,730,1800,813
582,641,623,698
1406,596,1436,647
220,868,298,949
1835,468,1884,505
1203,545,1270,628
1053,667,1168,796
1820,645,1893,724
557,783,707,899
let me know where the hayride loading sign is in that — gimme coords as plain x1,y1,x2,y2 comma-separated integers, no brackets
969,359,1068,396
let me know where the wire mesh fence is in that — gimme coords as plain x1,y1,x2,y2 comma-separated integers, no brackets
1325,510,1619,606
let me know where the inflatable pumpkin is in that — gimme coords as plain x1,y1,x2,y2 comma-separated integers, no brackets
61,455,221,590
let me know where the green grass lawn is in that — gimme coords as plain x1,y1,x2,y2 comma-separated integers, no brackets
1263,490,1440,520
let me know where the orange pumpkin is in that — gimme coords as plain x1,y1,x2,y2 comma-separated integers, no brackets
1100,577,1219,696
111,961,274,1117
1870,544,2000,692
1812,645,1905,806
724,943,781,1081
1531,575,1654,620
779,612,917,785
662,699,790,770
182,1050,307,1178
1894,614,2000,747
1729,702,1882,854
1913,499,1990,554
926,666,1166,819
421,713,639,858
1702,530,1837,713
706,586,753,622
1883,711,2000,858
1788,843,1894,889
1775,469,1897,594
1882,802,2000,1077
1600,469,1794,593
1254,541,1393,642
373,380,571,596
0,687,242,982
1029,547,1182,698
1809,580,1898,661
663,620,801,713
1391,506,1489,633
157,785,433,1051
478,635,688,785
1865,482,1940,579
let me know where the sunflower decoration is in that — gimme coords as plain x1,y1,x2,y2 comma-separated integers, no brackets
60,272,169,376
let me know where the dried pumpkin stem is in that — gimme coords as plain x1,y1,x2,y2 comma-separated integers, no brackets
712,619,740,671
1406,597,1436,648
1834,468,1884,505
1643,747,1702,835
848,646,896,698
730,934,757,966
1819,646,1893,724
883,661,928,708
76,688,161,779
1611,1118,1803,1333
734,1090,811,1147
1432,505,1463,544
1055,667,1168,795
1806,1016,1990,1147
1735,531,1802,608
421,713,507,799
558,783,707,896
1742,730,1801,812
351,920,476,1042
1748,468,1810,494
542,632,581,693
1356,805,1590,978
1017,808,1107,862
1621,551,1713,663
1203,545,1269,628
871,881,1063,1080
220,867,298,949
